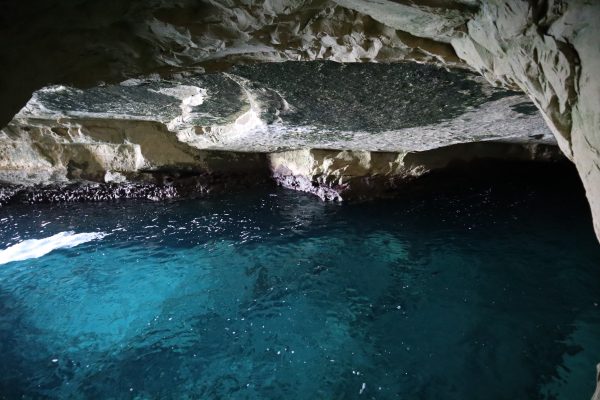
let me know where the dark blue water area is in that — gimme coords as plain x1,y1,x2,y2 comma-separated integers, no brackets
1,168,599,399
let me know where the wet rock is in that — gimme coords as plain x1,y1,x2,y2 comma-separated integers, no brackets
0,171,271,207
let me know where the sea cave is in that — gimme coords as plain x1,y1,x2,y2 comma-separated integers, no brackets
0,1,599,399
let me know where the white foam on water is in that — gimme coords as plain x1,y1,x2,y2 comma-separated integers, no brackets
0,231,107,265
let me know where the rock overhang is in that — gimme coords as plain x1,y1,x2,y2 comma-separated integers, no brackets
1,61,556,171
0,0,598,240
0,60,563,204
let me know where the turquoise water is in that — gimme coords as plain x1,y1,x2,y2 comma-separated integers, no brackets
1,172,600,399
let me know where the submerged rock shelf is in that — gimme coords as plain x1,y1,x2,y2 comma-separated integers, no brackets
0,62,560,202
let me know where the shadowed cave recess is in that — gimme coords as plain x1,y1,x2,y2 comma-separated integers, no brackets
1,0,600,399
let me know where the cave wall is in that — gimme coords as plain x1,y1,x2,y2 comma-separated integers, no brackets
1,0,599,238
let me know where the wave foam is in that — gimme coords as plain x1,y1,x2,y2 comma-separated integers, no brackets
0,231,107,265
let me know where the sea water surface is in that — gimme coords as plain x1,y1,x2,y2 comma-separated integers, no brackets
1,169,600,399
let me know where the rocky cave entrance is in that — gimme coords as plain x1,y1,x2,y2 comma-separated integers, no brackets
0,0,598,241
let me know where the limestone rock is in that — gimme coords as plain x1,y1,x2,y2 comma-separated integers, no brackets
0,61,556,191
0,0,598,394
1,0,598,238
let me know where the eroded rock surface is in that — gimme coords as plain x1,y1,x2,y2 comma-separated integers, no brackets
2,0,597,239
0,61,560,202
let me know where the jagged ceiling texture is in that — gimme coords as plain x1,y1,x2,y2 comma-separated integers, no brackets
1,0,599,239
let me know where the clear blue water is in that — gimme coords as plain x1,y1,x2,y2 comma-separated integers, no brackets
1,172,600,399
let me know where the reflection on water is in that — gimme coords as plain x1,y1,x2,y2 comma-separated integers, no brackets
0,174,599,399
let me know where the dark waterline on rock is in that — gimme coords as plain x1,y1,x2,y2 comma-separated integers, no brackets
0,163,599,399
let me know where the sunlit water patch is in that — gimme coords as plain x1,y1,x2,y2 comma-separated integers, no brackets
0,174,599,399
